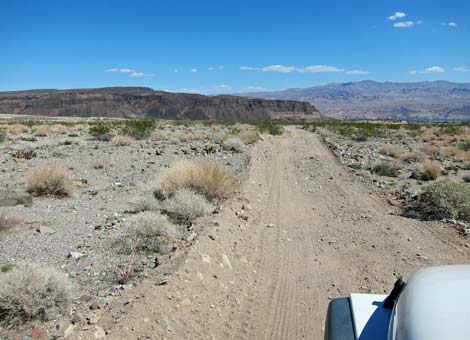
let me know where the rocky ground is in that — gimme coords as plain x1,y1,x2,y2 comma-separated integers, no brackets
1,122,469,340
0,121,250,338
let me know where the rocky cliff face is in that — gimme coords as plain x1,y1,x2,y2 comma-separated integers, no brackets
0,87,324,121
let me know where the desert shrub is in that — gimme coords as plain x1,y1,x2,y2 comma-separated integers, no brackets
0,129,7,143
463,174,470,183
20,135,37,142
0,263,15,273
128,193,160,213
458,140,470,151
0,262,72,327
401,152,425,164
379,144,402,158
50,124,69,134
373,163,400,177
222,137,245,152
89,121,112,141
239,130,261,144
463,162,470,170
11,149,37,159
111,135,134,146
249,120,284,135
116,212,181,254
161,189,214,223
33,125,49,137
421,145,441,158
25,166,72,196
7,124,29,134
422,161,442,181
408,180,470,221
155,161,238,200
120,119,156,139
0,214,14,232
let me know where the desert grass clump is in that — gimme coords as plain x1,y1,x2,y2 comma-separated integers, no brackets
50,124,69,134
462,174,470,183
0,262,72,327
222,137,245,153
379,144,402,158
161,189,215,223
408,180,470,221
239,130,261,144
401,152,425,164
25,165,72,196
458,140,470,152
421,144,441,158
7,124,29,134
422,160,442,181
372,162,400,177
111,135,134,146
33,125,50,137
11,148,37,159
116,212,181,254
0,214,15,232
155,161,238,200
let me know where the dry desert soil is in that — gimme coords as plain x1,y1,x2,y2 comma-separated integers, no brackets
65,126,469,340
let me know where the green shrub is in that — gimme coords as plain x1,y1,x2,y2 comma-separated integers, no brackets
248,120,284,135
11,149,37,159
458,140,470,151
408,180,470,221
120,119,156,139
373,163,400,177
0,263,15,273
0,129,7,143
89,121,112,141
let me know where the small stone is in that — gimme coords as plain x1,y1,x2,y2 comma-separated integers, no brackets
71,313,82,324
266,223,276,228
89,301,100,310
36,226,57,235
68,251,85,260
202,254,211,263
222,254,232,269
94,326,106,339
31,326,46,339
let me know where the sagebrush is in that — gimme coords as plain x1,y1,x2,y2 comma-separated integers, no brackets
25,165,72,196
161,189,214,223
0,262,72,327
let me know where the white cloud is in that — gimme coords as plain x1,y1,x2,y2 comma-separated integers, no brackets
241,64,368,75
106,68,135,73
393,20,422,28
300,65,344,73
388,12,406,21
245,86,267,91
455,67,470,72
129,72,145,78
345,69,370,75
443,22,457,27
173,68,179,73
167,84,232,94
261,65,296,73
209,66,224,71
214,84,232,89
191,68,198,73
409,66,445,74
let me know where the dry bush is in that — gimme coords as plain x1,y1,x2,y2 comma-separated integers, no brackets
155,161,238,200
116,212,181,254
111,135,134,146
161,189,215,223
239,130,261,144
50,124,69,134
0,262,72,327
463,161,470,170
0,214,16,232
379,144,402,158
422,160,441,181
408,180,470,221
33,125,50,137
128,193,160,213
421,144,441,158
25,165,72,196
151,130,171,141
462,174,470,183
401,152,425,164
372,162,400,177
7,124,29,134
223,137,245,153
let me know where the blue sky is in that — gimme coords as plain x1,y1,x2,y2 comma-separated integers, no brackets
2,0,470,93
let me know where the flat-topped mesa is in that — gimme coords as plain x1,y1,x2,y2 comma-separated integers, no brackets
0,87,326,121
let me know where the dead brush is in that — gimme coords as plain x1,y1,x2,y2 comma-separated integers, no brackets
50,124,70,134
238,130,262,144
25,165,72,196
32,125,50,137
379,144,402,158
155,161,239,201
422,160,442,181
111,135,134,146
6,124,29,134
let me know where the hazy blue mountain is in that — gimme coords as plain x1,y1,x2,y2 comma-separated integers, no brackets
238,80,470,121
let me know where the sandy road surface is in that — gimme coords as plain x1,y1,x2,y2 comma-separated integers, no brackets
72,127,469,340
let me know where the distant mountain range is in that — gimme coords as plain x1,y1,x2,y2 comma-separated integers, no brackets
0,87,325,122
238,80,470,121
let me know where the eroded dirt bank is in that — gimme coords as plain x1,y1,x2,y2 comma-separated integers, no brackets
71,126,470,340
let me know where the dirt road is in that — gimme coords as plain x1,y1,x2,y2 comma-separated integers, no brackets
72,127,469,340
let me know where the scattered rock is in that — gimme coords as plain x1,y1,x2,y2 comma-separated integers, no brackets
68,251,85,260
0,189,33,207
36,226,57,235
266,223,276,228
201,254,211,263
222,254,232,269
